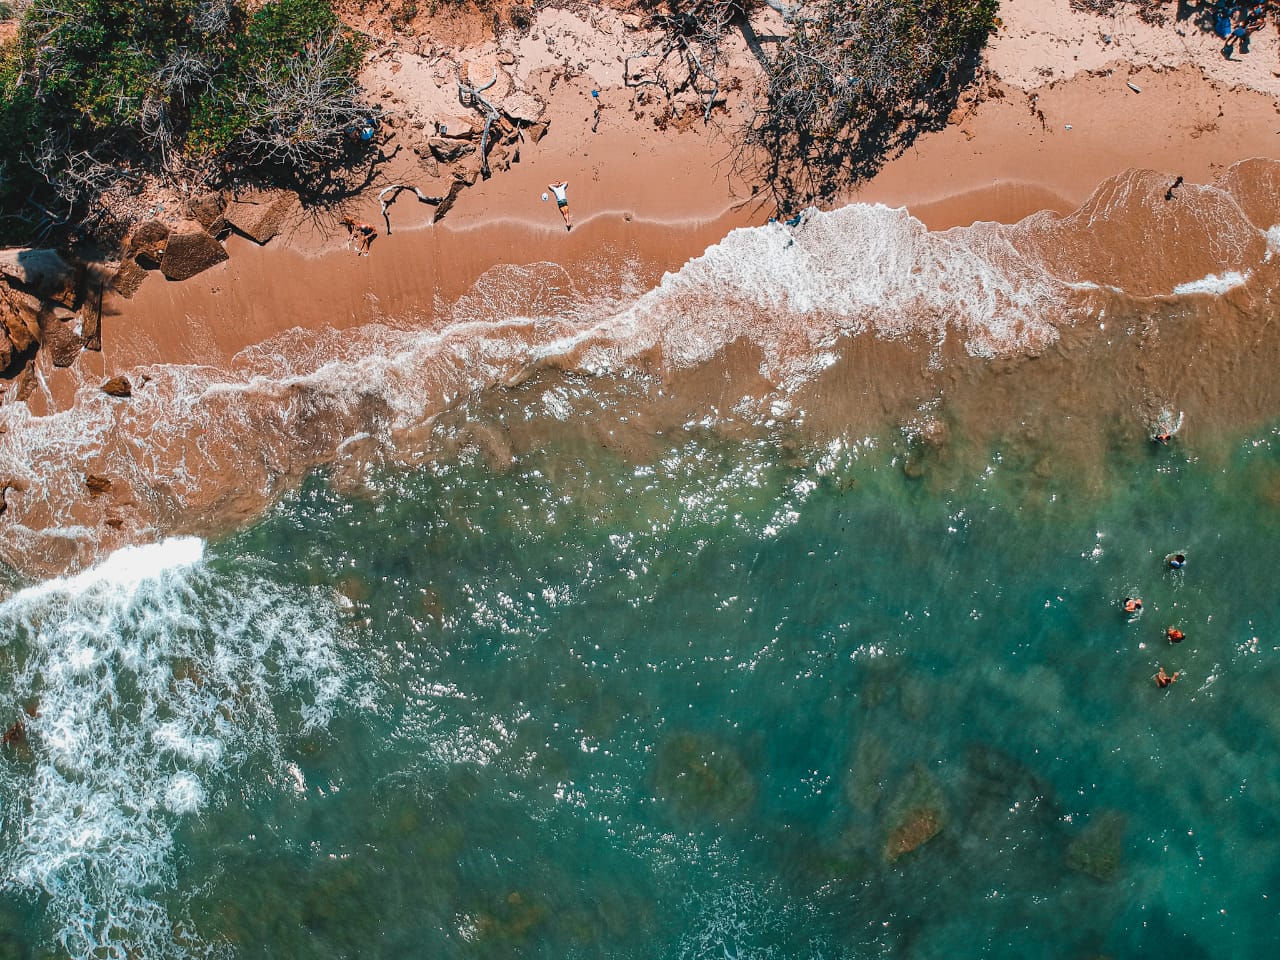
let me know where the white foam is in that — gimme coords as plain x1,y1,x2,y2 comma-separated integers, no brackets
0,540,346,958
1267,225,1280,260
1172,271,1249,296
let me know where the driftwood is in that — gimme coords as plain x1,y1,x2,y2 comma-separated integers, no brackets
456,68,500,180
377,184,445,233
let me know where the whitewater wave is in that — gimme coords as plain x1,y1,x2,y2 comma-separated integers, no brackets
0,163,1277,578
0,538,346,959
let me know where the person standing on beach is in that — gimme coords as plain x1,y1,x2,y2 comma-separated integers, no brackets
549,181,572,231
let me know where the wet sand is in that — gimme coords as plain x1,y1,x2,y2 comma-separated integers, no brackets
4,5,1280,581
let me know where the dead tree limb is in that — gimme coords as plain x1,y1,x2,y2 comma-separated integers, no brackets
456,68,500,180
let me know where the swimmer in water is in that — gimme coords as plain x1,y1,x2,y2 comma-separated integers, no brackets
1123,597,1143,614
1167,553,1186,569
1166,626,1185,644
1155,667,1179,688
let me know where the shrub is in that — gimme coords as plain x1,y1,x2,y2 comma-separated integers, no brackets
0,0,367,244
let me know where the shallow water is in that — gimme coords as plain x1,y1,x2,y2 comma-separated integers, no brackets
3,412,1280,959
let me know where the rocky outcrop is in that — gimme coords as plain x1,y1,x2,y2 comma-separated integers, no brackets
128,219,170,269
110,257,150,299
185,191,226,234
432,181,466,223
40,308,83,367
85,474,112,495
81,281,103,351
0,285,42,353
223,190,298,244
0,247,96,377
101,376,132,397
428,136,476,162
0,248,81,307
160,220,228,281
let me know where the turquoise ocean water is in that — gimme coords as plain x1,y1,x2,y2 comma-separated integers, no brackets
3,409,1280,958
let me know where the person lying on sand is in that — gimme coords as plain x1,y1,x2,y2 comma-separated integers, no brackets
549,181,572,231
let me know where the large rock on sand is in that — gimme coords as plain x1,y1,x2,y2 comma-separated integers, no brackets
223,190,297,244
110,257,150,298
160,220,228,281
185,191,226,234
428,136,476,162
0,285,43,352
127,219,170,269
0,248,81,307
40,308,82,367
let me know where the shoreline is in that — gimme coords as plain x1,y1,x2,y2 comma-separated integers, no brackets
4,0,1280,581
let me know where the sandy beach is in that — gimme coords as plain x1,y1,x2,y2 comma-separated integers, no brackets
3,0,1280,578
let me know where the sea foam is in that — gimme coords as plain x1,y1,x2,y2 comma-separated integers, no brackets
0,539,347,959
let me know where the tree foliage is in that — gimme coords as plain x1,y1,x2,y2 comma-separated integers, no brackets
0,0,367,243
753,0,999,200
643,0,999,206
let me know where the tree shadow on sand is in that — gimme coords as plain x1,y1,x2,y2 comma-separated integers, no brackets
734,51,989,216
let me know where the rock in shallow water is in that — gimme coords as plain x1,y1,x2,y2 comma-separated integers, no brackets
1066,810,1127,881
101,376,132,397
652,731,755,822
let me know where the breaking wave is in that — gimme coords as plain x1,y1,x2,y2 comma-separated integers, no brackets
0,538,346,959
0,163,1278,576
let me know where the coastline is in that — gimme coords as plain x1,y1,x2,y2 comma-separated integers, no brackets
4,0,1280,580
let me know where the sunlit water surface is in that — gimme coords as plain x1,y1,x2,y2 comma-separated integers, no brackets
3,420,1280,959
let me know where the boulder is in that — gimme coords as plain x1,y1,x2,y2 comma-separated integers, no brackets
0,331,11,372
433,115,480,139
110,258,150,299
101,376,132,398
184,191,226,233
452,153,484,186
525,120,549,143
0,285,42,352
0,248,81,307
85,474,112,495
81,282,103,351
15,364,37,401
160,220,228,281
1066,811,1126,881
428,136,476,162
498,91,545,124
223,190,297,244
127,219,170,269
40,308,82,367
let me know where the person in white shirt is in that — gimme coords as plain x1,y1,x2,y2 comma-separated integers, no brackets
548,181,572,231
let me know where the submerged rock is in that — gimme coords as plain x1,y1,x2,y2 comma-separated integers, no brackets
1066,810,1127,881
652,731,755,823
882,763,946,863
